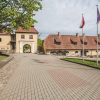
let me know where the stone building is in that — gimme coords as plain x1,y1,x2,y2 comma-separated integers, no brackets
44,33,100,57
0,26,38,53
0,32,11,53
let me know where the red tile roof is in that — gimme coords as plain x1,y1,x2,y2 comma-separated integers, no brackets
16,26,38,33
44,34,100,50
0,32,9,35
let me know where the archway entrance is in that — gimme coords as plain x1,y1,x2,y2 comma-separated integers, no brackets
23,44,31,53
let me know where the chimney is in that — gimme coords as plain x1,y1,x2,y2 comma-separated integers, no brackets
76,33,79,37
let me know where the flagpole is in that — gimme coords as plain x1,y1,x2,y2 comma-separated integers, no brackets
82,14,85,62
96,5,99,66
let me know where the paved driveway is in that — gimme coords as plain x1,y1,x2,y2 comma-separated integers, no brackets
0,54,100,100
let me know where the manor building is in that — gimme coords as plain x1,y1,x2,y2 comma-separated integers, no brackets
0,26,38,53
44,33,100,57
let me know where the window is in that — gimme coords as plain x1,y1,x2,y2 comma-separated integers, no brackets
98,42,100,45
54,39,61,45
95,40,100,45
86,50,88,52
66,51,69,53
0,38,2,42
71,40,77,45
21,35,25,39
81,40,87,45
84,42,87,45
75,51,78,53
71,41,77,45
73,42,77,45
1,48,5,50
56,42,61,45
29,35,33,39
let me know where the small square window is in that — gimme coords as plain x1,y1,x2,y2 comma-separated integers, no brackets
21,35,25,39
98,42,100,45
0,38,2,42
29,35,33,39
84,42,87,45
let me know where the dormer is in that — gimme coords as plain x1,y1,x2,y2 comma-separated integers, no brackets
54,32,61,45
54,38,61,45
70,37,77,45
80,38,88,45
95,39,100,45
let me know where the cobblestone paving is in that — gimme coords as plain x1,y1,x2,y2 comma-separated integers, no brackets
0,54,100,100
0,56,18,94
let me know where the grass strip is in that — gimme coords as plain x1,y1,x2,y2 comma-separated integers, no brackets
62,58,100,69
0,55,8,61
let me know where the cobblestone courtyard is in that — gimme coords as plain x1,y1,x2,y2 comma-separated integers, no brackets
0,54,100,100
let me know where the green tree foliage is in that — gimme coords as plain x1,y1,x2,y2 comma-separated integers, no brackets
0,0,42,31
38,38,44,53
38,38,43,47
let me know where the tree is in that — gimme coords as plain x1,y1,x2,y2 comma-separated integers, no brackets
0,0,42,31
38,38,43,47
37,38,44,53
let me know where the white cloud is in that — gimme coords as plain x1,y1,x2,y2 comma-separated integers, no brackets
35,0,100,39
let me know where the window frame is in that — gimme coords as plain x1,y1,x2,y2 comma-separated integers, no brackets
29,35,33,39
21,35,25,39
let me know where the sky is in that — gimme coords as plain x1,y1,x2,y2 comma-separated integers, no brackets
35,0,100,39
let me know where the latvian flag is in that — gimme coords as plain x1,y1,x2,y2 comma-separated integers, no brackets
80,15,85,28
97,7,100,23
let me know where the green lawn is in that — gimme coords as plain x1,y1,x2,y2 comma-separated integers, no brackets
62,58,100,68
0,55,8,61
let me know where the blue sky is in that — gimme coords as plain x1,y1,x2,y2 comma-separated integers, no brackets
35,0,100,39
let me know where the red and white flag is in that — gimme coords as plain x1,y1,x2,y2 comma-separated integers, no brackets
80,15,85,28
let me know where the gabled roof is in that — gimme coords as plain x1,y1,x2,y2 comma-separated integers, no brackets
0,26,38,34
44,34,100,50
0,32,9,35
16,26,38,33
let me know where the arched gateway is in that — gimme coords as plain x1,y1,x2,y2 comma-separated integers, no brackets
23,44,31,53
15,26,38,53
